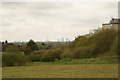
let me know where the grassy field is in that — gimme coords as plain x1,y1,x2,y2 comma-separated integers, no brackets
3,61,118,78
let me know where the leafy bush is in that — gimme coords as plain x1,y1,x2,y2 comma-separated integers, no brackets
6,46,20,53
41,48,63,62
24,47,32,55
60,49,73,60
92,29,117,55
49,48,63,60
2,52,27,66
16,55,28,65
110,36,118,55
72,47,90,59
40,52,53,62
72,34,94,48
72,28,117,57
29,50,45,62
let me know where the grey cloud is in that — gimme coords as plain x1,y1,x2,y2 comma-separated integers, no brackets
1,2,118,41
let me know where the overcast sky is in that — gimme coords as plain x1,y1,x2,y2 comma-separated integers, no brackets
1,2,118,42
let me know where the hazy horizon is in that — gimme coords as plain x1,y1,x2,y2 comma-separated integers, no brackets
1,2,118,42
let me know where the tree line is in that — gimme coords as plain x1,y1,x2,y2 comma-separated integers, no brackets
1,28,118,66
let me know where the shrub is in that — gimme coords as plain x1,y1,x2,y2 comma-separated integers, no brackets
41,48,63,62
60,49,73,60
41,52,53,62
29,50,45,62
16,55,27,65
71,28,117,57
2,52,27,66
24,47,32,55
110,36,118,55
92,29,117,55
6,46,20,53
72,35,94,48
49,48,63,60
73,47,90,59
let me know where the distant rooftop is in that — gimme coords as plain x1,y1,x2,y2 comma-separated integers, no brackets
109,18,120,24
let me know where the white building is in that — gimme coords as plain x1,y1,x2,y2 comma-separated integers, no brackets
102,18,120,30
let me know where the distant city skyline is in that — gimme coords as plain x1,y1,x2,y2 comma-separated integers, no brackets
1,2,118,42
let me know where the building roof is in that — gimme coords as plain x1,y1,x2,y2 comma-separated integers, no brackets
109,18,120,24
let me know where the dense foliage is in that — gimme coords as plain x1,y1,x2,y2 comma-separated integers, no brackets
29,50,45,62
1,28,118,66
24,39,38,55
6,46,20,53
72,29,117,57
2,52,27,66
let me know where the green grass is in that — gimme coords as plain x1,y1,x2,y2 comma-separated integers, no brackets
3,63,118,78
3,64,118,78
31,55,118,66
2,56,119,78
54,56,118,65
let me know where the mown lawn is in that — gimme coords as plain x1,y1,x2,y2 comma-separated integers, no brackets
2,63,118,78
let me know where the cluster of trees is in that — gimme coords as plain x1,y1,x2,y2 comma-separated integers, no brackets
71,28,117,57
1,28,118,66
1,42,27,66
25,28,118,62
1,39,69,66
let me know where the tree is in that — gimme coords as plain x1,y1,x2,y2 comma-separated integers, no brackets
41,42,46,46
25,39,38,55
2,42,4,44
41,42,46,50
5,40,8,44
